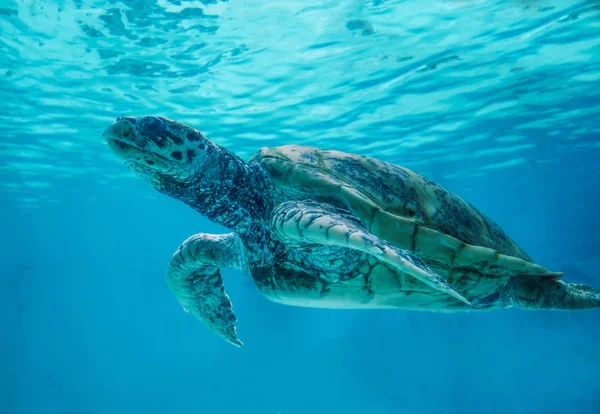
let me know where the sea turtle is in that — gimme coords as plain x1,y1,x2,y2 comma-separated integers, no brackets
102,116,600,347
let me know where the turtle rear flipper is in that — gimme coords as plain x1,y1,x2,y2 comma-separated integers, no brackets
507,276,600,310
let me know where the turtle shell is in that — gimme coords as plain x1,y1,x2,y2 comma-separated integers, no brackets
250,145,560,298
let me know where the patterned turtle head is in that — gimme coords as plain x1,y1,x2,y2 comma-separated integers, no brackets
102,116,213,198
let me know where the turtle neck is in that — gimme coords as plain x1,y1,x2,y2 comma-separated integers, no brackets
183,144,275,264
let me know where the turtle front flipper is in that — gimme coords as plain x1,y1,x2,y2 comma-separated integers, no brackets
270,201,471,306
167,232,244,347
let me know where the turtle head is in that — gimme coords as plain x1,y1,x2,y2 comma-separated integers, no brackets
102,116,213,198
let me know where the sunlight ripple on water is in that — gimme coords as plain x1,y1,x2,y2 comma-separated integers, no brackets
0,0,599,211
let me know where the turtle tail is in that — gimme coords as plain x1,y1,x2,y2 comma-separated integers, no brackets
508,275,600,310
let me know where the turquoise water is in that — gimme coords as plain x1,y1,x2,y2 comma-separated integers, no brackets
1,0,600,413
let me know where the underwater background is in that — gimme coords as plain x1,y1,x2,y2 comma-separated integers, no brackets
1,0,599,413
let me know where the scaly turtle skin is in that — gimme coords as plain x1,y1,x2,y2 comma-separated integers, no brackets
103,116,600,347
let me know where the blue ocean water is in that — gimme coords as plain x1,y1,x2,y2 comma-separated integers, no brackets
1,0,600,413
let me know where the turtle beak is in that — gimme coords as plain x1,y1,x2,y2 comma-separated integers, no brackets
102,117,137,143
102,117,144,161
103,117,178,174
